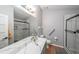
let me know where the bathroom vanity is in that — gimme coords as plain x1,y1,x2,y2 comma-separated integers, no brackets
0,36,47,54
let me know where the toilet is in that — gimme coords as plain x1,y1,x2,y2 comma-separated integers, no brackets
46,39,51,48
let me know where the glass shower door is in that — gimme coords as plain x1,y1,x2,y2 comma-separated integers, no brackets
66,17,76,53
65,14,79,53
75,16,79,53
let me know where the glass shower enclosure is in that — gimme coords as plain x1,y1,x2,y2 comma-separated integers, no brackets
65,14,79,54
14,19,30,42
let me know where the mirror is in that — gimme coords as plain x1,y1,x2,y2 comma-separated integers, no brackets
0,5,35,49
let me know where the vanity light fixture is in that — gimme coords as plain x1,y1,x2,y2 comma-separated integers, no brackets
25,5,36,14
15,5,36,17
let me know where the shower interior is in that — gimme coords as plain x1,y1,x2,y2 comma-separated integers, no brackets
14,18,30,42
65,14,79,54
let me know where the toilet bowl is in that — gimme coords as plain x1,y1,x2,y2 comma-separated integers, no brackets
47,39,51,44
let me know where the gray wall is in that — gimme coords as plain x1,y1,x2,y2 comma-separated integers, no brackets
42,9,79,46
0,6,14,45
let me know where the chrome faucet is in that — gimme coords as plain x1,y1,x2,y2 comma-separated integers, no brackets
31,28,38,41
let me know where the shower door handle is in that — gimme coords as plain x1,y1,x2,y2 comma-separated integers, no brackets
65,29,76,34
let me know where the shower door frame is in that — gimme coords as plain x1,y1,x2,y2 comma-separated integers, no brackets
65,14,79,53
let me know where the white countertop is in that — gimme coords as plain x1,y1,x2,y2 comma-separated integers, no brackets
17,37,47,54
0,36,47,54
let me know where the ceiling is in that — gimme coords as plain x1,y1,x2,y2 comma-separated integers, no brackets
14,6,30,20
40,5,79,11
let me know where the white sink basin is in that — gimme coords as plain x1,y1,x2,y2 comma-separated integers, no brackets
0,36,47,54
24,41,41,54
17,38,47,54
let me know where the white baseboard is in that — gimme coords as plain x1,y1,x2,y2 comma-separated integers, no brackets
50,44,64,48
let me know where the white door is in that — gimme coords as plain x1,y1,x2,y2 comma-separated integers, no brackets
0,14,8,48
